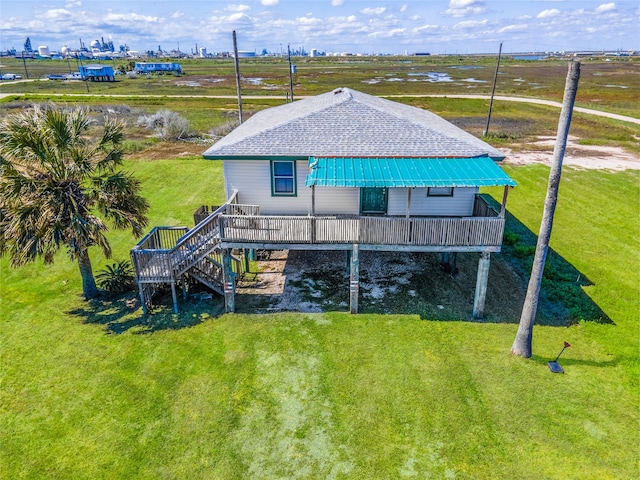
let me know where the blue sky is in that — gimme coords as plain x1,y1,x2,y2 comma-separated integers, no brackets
1,0,638,54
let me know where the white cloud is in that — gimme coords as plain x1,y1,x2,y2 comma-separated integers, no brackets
498,24,527,33
297,16,322,26
0,0,636,58
413,24,438,33
41,9,72,19
104,13,160,24
537,9,560,18
228,12,249,21
226,4,251,12
361,7,386,15
369,28,406,39
595,3,616,13
453,19,488,29
444,0,486,17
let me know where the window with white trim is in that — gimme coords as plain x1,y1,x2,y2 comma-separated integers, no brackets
271,160,296,196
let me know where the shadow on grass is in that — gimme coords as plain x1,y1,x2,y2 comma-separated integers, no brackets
496,206,613,326
529,354,619,369
67,290,225,334
239,200,612,327
115,199,612,327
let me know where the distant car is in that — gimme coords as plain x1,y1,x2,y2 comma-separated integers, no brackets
66,73,82,80
48,74,67,80
1,73,21,80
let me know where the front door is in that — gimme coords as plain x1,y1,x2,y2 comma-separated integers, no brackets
360,187,388,214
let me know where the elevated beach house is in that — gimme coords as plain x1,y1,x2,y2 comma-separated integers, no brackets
131,88,516,315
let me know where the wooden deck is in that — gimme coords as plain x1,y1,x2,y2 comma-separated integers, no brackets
218,195,505,252
131,192,506,313
219,215,505,250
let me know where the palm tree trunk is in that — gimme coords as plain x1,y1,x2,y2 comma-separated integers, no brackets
77,249,99,299
512,61,580,357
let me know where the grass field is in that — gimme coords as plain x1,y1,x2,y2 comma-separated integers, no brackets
1,155,638,478
2,92,639,158
1,55,639,117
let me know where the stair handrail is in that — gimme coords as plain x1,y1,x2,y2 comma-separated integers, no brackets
168,190,237,252
167,190,238,269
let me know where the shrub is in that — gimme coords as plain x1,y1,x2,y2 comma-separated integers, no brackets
209,120,240,140
503,231,520,246
137,110,193,141
512,244,536,258
97,260,136,294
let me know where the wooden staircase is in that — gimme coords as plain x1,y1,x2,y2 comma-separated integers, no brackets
131,199,243,313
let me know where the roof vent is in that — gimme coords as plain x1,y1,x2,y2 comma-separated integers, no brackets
334,88,343,94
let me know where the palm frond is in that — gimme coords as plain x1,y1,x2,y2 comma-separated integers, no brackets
0,105,147,270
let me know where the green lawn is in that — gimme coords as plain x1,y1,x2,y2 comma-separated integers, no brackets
1,159,638,479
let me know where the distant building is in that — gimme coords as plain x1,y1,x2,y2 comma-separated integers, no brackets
134,62,182,74
234,51,256,58
78,64,115,82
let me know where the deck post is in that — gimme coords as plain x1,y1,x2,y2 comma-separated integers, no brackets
500,186,510,217
473,251,491,319
406,188,412,218
350,244,360,314
244,249,251,273
138,282,147,314
170,281,179,314
442,252,457,275
222,248,236,312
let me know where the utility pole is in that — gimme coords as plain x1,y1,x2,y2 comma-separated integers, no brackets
232,31,243,124
287,44,294,103
511,61,581,358
76,52,90,93
21,53,29,79
483,41,503,137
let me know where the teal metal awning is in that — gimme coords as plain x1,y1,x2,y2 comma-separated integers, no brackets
305,156,517,188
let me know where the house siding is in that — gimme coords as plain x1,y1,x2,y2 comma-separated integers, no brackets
314,187,360,214
225,160,311,214
388,187,477,216
225,160,477,217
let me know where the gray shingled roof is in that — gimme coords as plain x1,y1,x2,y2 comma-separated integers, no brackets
202,88,505,160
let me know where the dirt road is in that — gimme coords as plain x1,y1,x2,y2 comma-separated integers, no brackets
1,91,639,125
1,91,637,170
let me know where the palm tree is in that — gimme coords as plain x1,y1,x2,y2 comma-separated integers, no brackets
0,105,149,299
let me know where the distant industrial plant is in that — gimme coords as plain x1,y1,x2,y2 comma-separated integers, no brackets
1,36,637,61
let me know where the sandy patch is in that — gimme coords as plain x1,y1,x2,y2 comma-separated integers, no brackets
503,135,640,170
